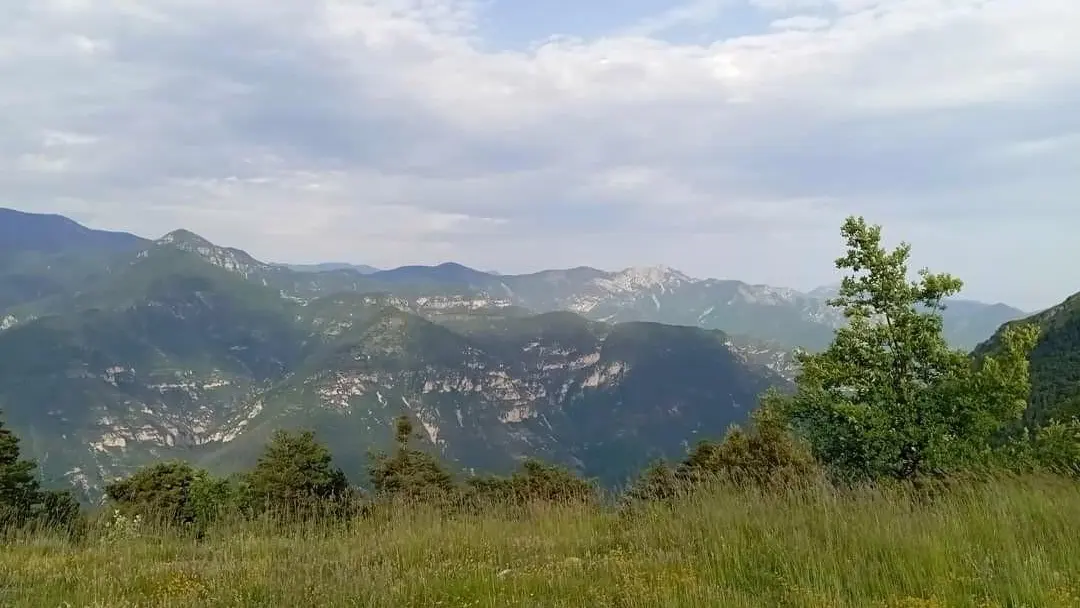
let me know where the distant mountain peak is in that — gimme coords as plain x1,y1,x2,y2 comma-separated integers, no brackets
435,262,474,270
155,229,267,277
156,228,215,249
599,265,690,292
284,262,380,275
807,284,841,299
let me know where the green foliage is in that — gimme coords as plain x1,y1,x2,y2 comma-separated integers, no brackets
0,411,81,533
1026,419,1080,477
622,459,685,503
465,459,596,506
999,418,1080,478
104,461,236,530
679,398,820,488
979,292,1080,427
244,429,354,518
624,400,819,503
773,216,1040,481
366,416,599,510
0,413,39,526
367,416,457,505
32,488,82,532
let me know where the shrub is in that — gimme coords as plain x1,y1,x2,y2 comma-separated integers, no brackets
998,418,1080,478
679,400,819,488
105,461,237,533
465,459,596,506
621,401,820,505
622,459,686,504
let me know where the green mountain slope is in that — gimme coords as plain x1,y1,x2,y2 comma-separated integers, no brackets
977,291,1080,425
201,308,787,487
0,208,149,317
0,245,306,496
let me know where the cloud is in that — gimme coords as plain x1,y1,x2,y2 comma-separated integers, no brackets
626,0,736,36
769,15,831,29
0,0,1078,309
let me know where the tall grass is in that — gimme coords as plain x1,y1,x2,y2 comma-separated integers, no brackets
3,475,1080,607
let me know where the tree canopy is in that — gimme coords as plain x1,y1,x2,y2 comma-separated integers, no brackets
773,216,1039,481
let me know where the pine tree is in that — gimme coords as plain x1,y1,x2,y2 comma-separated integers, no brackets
245,429,352,518
0,411,80,531
0,412,40,526
368,415,456,504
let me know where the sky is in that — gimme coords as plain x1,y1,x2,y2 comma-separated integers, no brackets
2,0,1078,311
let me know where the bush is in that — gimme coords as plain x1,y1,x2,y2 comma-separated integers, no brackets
622,459,686,504
105,461,237,533
623,403,819,504
465,459,596,506
680,400,819,488
999,418,1080,478
32,489,83,535
1030,419,1080,477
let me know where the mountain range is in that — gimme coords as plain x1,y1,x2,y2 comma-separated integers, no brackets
0,209,1026,352
0,208,1041,497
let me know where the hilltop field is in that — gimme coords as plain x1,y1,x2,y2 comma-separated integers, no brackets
3,476,1080,608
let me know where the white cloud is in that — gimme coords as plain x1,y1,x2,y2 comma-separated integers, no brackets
770,15,831,29
626,0,736,36
751,0,831,11
1,0,1078,309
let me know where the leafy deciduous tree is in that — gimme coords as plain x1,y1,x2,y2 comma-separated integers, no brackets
774,216,1038,481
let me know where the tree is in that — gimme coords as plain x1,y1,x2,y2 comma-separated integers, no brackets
774,216,1038,481
0,414,39,526
368,415,456,504
0,412,81,532
620,402,819,505
245,429,353,518
621,400,819,504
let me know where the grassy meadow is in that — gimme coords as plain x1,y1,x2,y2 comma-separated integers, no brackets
3,475,1080,607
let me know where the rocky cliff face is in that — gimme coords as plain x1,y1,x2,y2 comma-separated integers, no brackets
202,310,786,487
